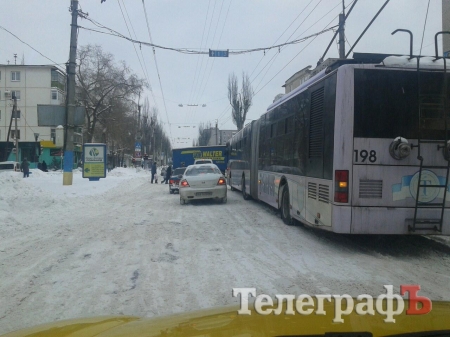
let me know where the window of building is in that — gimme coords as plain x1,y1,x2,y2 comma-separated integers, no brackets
11,71,20,81
11,90,21,100
51,89,58,100
11,130,20,139
12,110,21,119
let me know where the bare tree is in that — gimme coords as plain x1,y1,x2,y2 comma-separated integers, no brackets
197,122,212,146
228,72,253,131
76,45,146,143
140,99,171,162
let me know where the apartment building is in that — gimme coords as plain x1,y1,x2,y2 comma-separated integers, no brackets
0,64,67,167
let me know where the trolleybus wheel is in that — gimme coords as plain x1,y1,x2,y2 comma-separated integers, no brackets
242,176,250,200
281,187,293,226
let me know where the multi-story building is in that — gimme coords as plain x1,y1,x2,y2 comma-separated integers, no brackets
208,128,237,146
0,64,68,167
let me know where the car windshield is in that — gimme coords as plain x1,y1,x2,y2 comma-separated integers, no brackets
2,2,449,336
173,168,186,176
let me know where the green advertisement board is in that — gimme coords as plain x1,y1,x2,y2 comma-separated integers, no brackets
82,143,106,181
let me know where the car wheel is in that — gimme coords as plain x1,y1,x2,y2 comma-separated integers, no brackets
242,176,250,200
221,196,227,204
180,197,185,205
281,186,294,226
170,190,174,194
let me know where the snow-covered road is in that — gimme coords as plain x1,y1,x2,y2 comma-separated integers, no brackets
1,168,449,334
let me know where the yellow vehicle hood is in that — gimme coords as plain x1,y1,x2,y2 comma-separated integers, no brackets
2,301,450,337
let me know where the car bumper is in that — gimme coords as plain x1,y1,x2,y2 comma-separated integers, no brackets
169,183,179,191
179,185,227,200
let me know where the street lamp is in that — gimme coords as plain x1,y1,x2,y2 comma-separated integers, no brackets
34,132,40,163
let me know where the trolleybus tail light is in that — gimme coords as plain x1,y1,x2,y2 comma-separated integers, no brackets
334,170,349,203
180,180,190,187
217,178,226,185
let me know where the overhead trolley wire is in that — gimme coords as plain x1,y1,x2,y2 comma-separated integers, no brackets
193,0,233,120
118,0,158,110
77,14,337,56
141,0,172,138
0,25,66,73
420,0,431,55
252,0,341,94
186,0,211,121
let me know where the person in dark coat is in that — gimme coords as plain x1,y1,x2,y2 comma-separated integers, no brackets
165,165,172,184
151,162,157,183
41,161,48,172
21,158,30,178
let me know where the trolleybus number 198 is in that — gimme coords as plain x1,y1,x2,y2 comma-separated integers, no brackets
354,149,377,163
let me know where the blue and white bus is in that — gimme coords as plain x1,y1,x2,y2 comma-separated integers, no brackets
227,52,450,235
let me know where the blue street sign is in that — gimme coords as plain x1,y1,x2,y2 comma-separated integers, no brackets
209,49,229,57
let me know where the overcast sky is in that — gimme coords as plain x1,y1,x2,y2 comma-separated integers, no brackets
0,0,443,148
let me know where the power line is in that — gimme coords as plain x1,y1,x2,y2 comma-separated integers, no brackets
253,12,340,99
121,1,154,86
420,0,431,55
0,25,66,73
141,0,172,139
248,0,315,81
252,0,340,92
186,0,211,121
194,0,233,119
77,13,338,56
252,1,341,96
118,0,158,111
189,0,225,121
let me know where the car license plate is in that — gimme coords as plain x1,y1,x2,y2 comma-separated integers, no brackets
196,192,212,196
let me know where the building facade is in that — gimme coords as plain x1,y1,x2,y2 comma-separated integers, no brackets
208,128,237,146
0,64,68,168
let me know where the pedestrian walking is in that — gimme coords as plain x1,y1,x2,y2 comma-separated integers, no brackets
21,157,30,178
42,161,48,172
151,161,157,183
165,165,172,184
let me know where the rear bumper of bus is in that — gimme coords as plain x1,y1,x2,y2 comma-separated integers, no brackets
332,206,450,235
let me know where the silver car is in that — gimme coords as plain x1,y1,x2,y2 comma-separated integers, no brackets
179,164,227,204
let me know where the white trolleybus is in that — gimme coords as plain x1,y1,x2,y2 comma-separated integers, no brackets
227,34,450,235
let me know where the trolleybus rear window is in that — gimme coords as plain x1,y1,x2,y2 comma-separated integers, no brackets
354,69,450,140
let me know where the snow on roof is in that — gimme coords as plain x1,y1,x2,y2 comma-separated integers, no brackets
382,56,449,69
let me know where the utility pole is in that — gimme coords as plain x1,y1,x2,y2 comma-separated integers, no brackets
13,95,18,160
152,119,155,164
63,0,78,185
215,120,218,145
338,0,346,58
